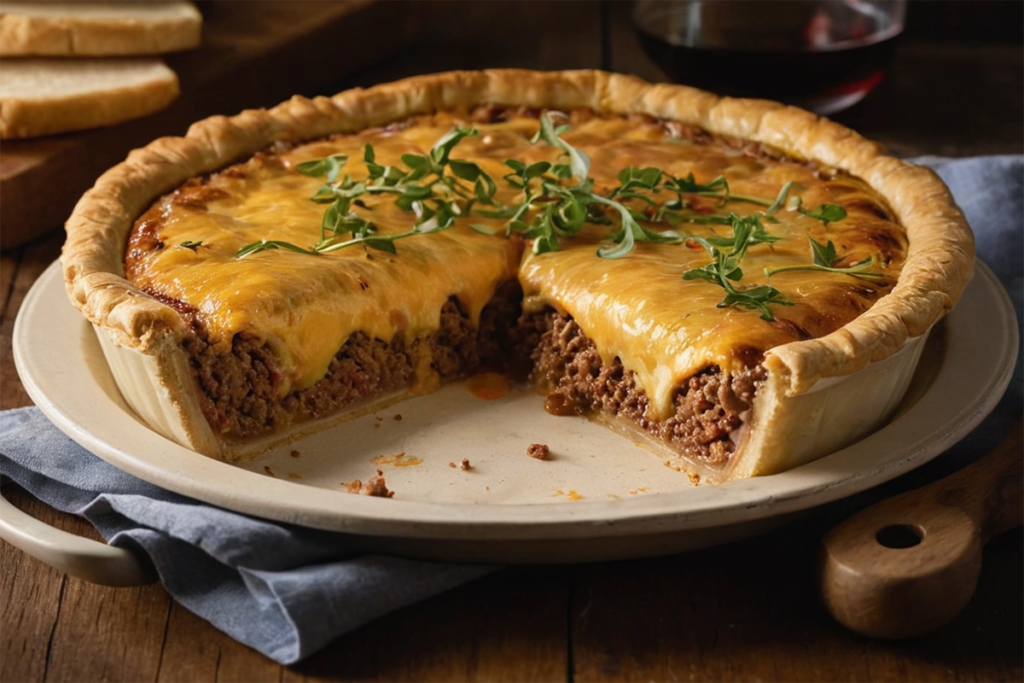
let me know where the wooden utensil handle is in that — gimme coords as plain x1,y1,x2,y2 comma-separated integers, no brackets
819,421,1023,639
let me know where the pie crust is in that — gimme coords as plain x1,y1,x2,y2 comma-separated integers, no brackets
62,70,974,480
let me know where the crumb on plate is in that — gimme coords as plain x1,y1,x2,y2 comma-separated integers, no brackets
342,469,395,497
527,443,550,460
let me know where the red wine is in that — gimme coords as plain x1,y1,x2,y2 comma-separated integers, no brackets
636,31,900,114
630,0,906,114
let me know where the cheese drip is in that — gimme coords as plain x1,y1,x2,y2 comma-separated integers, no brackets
127,111,906,410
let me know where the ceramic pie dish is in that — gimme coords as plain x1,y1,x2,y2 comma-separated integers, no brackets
61,69,974,483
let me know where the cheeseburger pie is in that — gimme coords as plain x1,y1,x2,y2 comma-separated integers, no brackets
63,70,973,483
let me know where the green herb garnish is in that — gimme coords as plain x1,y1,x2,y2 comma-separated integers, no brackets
236,127,496,258
296,154,348,183
476,157,598,255
179,240,203,251
233,113,859,323
788,196,848,225
765,237,883,281
682,213,792,321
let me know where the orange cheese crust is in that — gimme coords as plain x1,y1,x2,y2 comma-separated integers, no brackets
124,108,905,417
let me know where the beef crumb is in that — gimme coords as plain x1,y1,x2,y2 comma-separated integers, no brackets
343,469,395,497
448,461,457,468
393,414,403,421
290,450,300,458
460,458,472,471
527,443,551,460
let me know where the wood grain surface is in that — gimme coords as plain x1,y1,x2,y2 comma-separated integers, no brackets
1,3,1021,681
0,0,423,250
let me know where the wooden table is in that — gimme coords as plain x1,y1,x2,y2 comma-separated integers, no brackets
2,3,1021,681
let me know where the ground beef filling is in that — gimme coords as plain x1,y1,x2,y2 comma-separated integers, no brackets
181,287,763,465
183,287,521,438
525,312,766,466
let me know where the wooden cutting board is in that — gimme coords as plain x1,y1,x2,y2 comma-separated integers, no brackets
0,0,423,250
820,421,1023,638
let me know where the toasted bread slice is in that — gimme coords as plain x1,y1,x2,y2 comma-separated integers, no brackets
0,58,179,139
0,2,201,56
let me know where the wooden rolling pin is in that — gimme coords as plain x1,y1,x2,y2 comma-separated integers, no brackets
819,421,1023,638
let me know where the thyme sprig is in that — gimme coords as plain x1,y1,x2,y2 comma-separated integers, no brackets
763,181,849,225
765,237,883,281
475,158,601,254
178,240,204,252
235,128,497,258
477,150,678,256
525,120,847,259
682,213,792,321
471,115,680,256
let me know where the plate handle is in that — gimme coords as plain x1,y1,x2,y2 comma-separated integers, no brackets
0,486,156,586
819,420,1023,638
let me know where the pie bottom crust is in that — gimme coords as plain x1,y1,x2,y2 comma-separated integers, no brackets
63,69,974,481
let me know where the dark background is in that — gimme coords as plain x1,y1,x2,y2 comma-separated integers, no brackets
304,0,1024,158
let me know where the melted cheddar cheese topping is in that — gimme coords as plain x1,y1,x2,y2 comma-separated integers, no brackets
126,111,906,417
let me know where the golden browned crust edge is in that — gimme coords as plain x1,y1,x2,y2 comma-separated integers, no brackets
0,62,180,139
62,69,975,402
0,5,201,56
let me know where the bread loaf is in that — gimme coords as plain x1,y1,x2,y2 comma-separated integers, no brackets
0,58,179,139
0,2,201,56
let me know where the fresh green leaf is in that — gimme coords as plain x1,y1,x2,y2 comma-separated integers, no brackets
765,237,883,281
401,153,431,171
766,181,794,214
296,154,348,182
362,238,397,254
525,161,552,180
799,203,847,225
809,237,838,267
448,159,481,181
235,239,319,258
430,127,478,166
533,113,590,185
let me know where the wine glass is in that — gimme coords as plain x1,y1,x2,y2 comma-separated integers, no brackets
632,0,907,115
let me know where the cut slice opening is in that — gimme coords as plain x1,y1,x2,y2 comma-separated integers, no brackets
179,287,764,475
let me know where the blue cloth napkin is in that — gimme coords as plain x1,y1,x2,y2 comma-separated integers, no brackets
1,156,1021,665
918,156,1023,441
0,408,495,664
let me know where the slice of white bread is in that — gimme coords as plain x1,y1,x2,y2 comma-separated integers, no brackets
0,58,179,139
0,2,201,56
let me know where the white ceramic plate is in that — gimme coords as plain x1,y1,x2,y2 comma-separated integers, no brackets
13,261,1018,562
